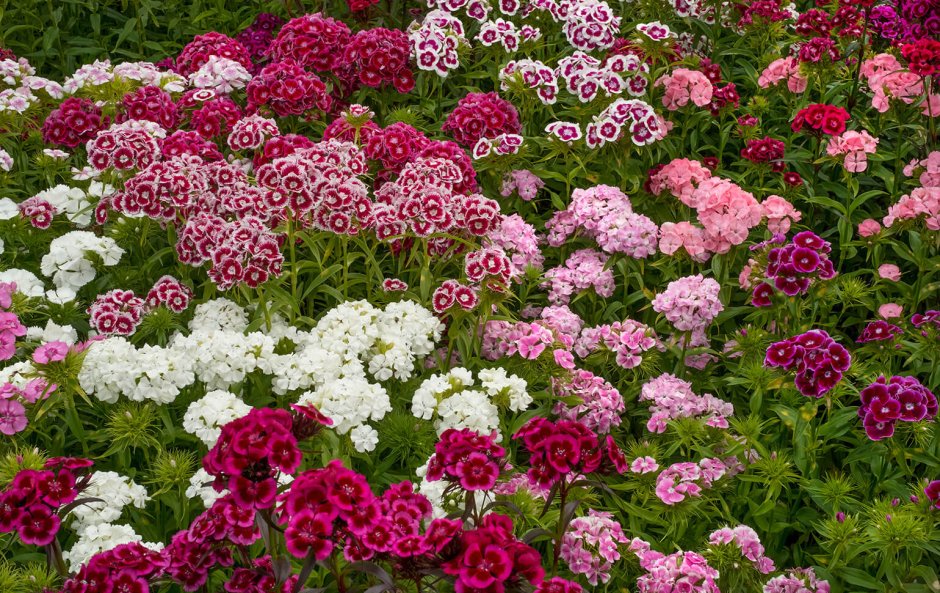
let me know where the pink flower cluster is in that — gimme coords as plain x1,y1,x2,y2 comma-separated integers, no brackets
751,231,837,306
145,275,193,313
552,370,625,434
0,458,92,546
431,279,479,313
117,85,179,129
88,289,146,336
500,170,544,201
513,416,627,487
883,187,940,231
862,53,938,116
409,11,465,77
543,249,615,305
0,282,24,359
228,115,280,151
343,28,414,93
442,92,521,148
574,319,659,370
708,525,775,574
560,510,627,585
546,184,658,258
629,539,720,593
485,214,544,277
651,274,723,333
481,319,567,361
640,373,733,433
175,31,253,77
472,133,523,159
764,568,831,593
656,68,713,110
267,13,351,73
426,428,506,491
826,130,879,173
42,97,108,148
903,151,940,187
757,57,808,94
477,19,521,52
245,59,330,117
563,0,621,51
858,375,938,441
87,122,161,172
764,330,851,398
654,457,734,505
18,196,56,229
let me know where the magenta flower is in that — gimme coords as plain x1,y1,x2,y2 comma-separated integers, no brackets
32,341,70,364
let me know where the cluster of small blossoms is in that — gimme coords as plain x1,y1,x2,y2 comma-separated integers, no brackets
640,373,733,433
374,157,500,250
442,91,521,148
409,10,466,77
145,275,193,313
858,375,938,441
500,171,544,202
757,57,808,94
188,56,253,93
563,0,621,51
480,319,567,363
552,370,624,434
227,115,280,151
546,184,658,258
708,525,775,574
117,85,178,129
741,136,786,170
654,457,736,505
18,195,56,229
826,130,879,173
513,416,627,488
0,458,92,546
425,428,506,491
560,510,628,585
86,120,163,172
0,283,26,363
574,319,659,370
925,481,940,510
636,21,676,41
861,54,938,116
764,330,852,398
266,13,350,73
543,249,615,305
629,539,720,593
655,68,713,110
557,52,648,103
87,290,145,336
652,274,723,334
477,19,521,52
883,186,940,231
411,367,531,436
904,152,940,187
40,231,124,303
791,104,851,137
442,514,545,592
42,97,108,148
59,542,164,593
760,195,802,234
183,390,253,446
472,133,523,159
431,279,480,313
180,92,243,139
175,31,253,76
485,214,544,279
500,59,559,104
245,59,330,117
750,231,837,306
764,568,831,593
585,98,668,148
344,28,415,93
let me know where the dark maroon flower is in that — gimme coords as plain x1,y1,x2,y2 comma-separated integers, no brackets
752,282,774,307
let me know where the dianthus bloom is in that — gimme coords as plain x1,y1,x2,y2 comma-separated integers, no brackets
267,13,351,73
42,97,107,148
764,330,851,398
542,249,615,305
552,370,625,434
792,104,851,136
764,567,831,593
175,31,253,77
513,416,627,487
901,38,940,77
561,510,628,585
631,540,720,593
857,320,903,344
858,375,938,441
651,275,722,333
826,130,879,173
655,68,713,110
757,57,807,93
117,85,179,128
640,373,733,433
0,460,93,546
425,428,505,491
708,525,775,574
246,60,330,117
654,457,735,505
501,169,544,201
343,28,415,93
749,231,836,306
741,136,786,171
442,92,521,148
883,187,940,231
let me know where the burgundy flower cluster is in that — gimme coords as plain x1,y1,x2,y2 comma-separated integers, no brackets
180,93,243,139
426,428,506,491
343,28,414,93
267,13,351,73
901,39,940,77
858,375,938,440
235,13,285,69
513,417,627,488
764,329,851,398
791,104,851,136
869,0,939,44
740,136,786,170
117,85,179,129
41,97,108,148
60,542,165,593
751,231,836,306
161,130,223,161
797,37,841,64
145,275,193,313
442,92,522,148
245,60,331,117
0,458,92,547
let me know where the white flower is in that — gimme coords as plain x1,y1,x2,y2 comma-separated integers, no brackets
34,184,93,226
62,523,163,569
25,320,78,344
0,198,18,219
186,468,225,507
69,471,149,528
350,424,379,452
478,367,532,411
0,269,43,297
40,231,124,300
183,390,253,446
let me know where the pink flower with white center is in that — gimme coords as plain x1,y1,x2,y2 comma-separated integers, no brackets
575,319,659,370
637,21,674,41
630,456,659,474
32,341,69,364
382,278,408,292
545,121,582,143
708,525,775,574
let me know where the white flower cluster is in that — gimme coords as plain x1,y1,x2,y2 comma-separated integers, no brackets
411,367,532,437
25,319,78,344
62,471,159,569
63,59,183,94
0,268,44,297
80,299,444,452
183,390,253,446
40,231,124,303
189,56,252,94
33,184,94,227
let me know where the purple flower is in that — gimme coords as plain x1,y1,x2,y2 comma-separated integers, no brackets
751,282,774,307
863,414,895,441
791,247,820,273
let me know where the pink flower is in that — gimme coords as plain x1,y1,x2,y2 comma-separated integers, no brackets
878,264,902,281
879,303,903,319
761,195,802,234
553,348,575,369
32,341,69,364
858,218,882,237
518,334,547,359
0,399,27,435
630,456,659,474
758,57,807,93
656,68,713,110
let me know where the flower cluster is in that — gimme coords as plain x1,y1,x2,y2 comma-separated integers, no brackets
500,59,559,104
652,275,723,333
344,28,414,93
791,104,851,137
708,524,775,574
764,568,831,593
245,59,330,117
574,319,659,370
513,416,626,487
42,97,108,148
425,428,506,490
560,510,628,585
654,457,735,505
764,330,851,398
442,91,521,148
640,373,733,433
543,249,615,305
826,130,879,173
750,231,836,306
552,370,624,434
585,98,667,148
409,10,466,77
630,539,720,593
858,376,938,441
0,459,92,546
656,68,713,110
267,13,351,73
